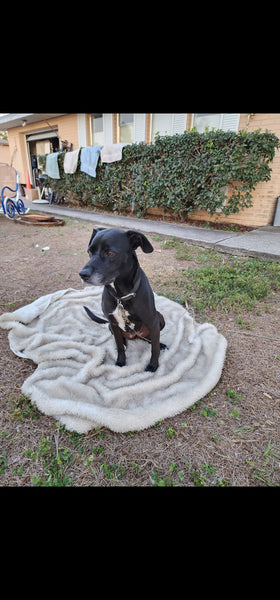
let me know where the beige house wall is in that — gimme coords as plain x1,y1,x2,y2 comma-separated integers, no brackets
0,143,11,164
5,114,79,184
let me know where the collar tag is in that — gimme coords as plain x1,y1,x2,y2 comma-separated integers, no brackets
119,292,136,302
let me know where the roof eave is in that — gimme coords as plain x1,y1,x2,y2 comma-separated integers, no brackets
0,113,68,130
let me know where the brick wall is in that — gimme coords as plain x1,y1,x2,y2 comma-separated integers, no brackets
189,113,280,227
112,114,118,143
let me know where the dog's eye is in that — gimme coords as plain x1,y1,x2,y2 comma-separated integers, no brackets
106,250,115,257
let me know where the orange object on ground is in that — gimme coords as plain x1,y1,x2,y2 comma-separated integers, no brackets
26,170,31,189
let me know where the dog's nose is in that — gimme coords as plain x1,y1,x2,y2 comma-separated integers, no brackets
79,268,90,281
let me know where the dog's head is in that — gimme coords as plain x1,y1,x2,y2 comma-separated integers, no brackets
79,228,153,286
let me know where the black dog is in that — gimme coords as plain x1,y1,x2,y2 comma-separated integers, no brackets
79,228,166,372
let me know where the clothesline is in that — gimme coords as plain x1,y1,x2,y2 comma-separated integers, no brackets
45,143,130,180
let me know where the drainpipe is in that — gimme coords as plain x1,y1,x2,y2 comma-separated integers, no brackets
273,196,280,225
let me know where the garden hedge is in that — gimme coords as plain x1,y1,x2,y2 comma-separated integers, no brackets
40,128,280,219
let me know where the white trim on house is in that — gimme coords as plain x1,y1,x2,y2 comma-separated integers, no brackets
103,114,113,145
77,114,87,147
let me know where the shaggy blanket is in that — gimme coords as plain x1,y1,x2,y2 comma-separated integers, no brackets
0,287,227,434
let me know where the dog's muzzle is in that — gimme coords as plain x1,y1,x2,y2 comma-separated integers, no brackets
79,268,104,286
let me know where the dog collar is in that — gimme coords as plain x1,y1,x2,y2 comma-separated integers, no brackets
118,291,137,302
106,272,141,303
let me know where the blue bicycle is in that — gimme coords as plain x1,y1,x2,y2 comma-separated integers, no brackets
0,163,29,219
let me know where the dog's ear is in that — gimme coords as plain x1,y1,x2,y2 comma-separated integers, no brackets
126,230,154,253
87,228,106,251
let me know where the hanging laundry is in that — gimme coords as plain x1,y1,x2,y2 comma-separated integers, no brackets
101,143,130,164
45,152,61,179
63,148,80,174
80,146,102,178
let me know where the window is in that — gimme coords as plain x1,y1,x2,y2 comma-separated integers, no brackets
91,114,104,146
118,114,134,143
192,113,240,133
151,114,187,141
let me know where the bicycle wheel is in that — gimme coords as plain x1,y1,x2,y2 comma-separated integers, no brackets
17,198,26,214
4,198,16,219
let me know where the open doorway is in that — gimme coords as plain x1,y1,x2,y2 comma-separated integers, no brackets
26,129,59,186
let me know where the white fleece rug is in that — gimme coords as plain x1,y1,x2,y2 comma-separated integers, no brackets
0,287,227,433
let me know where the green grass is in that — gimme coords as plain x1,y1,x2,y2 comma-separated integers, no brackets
157,255,280,313
176,244,224,266
7,394,41,421
246,440,280,486
24,434,74,486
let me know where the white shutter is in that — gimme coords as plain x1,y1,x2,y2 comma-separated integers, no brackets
193,113,240,133
134,113,146,142
221,114,240,132
172,114,187,134
151,113,188,139
152,114,173,139
194,114,222,132
103,113,113,144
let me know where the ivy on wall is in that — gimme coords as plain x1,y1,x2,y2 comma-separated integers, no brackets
40,128,280,219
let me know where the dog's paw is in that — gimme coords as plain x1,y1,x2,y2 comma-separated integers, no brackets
116,358,126,367
145,362,158,373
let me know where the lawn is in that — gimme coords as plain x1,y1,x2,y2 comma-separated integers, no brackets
1,218,280,486
154,237,280,313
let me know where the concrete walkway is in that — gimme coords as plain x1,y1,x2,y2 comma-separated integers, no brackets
23,199,280,261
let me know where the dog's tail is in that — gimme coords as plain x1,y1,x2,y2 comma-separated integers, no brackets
83,306,108,324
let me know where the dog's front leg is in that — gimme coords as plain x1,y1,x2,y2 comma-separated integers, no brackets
145,320,160,373
108,316,126,367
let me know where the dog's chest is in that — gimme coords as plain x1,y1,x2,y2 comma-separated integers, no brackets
111,301,135,332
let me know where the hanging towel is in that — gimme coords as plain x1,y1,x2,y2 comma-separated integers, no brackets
80,146,102,178
45,152,61,179
101,143,129,164
63,148,80,174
